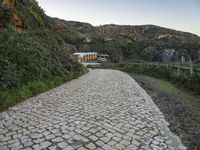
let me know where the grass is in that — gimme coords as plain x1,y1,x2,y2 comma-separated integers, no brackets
0,68,88,111
132,74,200,149
107,63,200,95
137,75,200,110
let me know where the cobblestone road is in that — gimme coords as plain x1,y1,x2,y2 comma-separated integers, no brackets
0,69,186,150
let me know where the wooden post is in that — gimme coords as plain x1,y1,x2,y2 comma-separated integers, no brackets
139,63,142,72
169,62,172,69
166,63,169,70
156,62,159,68
177,63,180,76
146,62,149,68
190,61,194,76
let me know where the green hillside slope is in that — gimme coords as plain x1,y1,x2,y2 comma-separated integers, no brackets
0,0,85,110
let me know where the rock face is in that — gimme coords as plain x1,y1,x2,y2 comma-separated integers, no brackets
0,0,23,29
10,10,22,28
2,0,15,7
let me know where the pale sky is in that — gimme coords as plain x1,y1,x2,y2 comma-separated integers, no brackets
37,0,200,36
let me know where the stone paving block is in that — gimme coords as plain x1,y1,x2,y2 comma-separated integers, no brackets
77,147,87,150
96,140,105,147
89,135,98,141
62,134,71,140
57,142,68,148
33,138,45,144
108,140,117,146
32,144,41,150
48,145,57,150
10,144,23,150
115,143,126,150
102,144,112,150
120,140,131,146
85,142,96,150
100,137,110,143
23,141,33,147
51,137,63,143
22,148,33,150
63,146,74,150
40,141,51,149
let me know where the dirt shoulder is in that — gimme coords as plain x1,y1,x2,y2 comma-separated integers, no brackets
131,74,200,150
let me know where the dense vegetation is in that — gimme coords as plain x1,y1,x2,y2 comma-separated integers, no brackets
96,63,200,95
86,40,147,62
0,0,86,110
28,15,200,63
74,37,200,63
57,21,200,63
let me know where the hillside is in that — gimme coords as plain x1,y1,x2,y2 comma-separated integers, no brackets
95,25,200,62
47,18,200,63
0,0,85,109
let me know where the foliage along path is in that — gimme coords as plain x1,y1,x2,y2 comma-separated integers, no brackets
0,69,186,150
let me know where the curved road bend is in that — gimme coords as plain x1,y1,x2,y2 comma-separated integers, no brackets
0,69,186,150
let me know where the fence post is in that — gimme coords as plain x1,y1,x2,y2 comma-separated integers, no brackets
168,63,171,69
177,63,180,76
146,62,148,68
139,63,142,72
190,62,194,76
156,62,159,68
166,63,170,70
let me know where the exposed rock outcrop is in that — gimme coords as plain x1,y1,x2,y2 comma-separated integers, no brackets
2,0,15,7
0,0,23,29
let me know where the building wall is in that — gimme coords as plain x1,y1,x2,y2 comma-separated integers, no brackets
73,53,98,63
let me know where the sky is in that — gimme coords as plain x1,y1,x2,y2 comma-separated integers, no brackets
37,0,200,36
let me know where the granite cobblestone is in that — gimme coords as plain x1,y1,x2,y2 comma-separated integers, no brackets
0,69,186,150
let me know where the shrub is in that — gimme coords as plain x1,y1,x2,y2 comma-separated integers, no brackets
18,86,32,99
27,81,48,95
0,70,85,111
0,0,85,110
